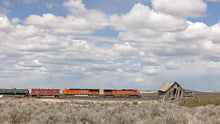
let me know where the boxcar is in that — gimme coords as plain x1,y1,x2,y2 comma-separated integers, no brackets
31,89,60,97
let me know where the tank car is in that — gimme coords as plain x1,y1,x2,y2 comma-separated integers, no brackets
0,88,29,96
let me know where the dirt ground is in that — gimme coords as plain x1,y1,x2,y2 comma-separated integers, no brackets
0,97,157,104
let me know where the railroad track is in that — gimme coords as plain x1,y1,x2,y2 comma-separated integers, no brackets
0,95,155,101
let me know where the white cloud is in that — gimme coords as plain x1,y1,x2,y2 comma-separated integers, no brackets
174,21,210,41
152,0,207,18
0,8,10,15
12,25,39,39
23,0,38,4
206,0,219,2
24,14,91,35
63,0,87,17
142,66,160,74
114,42,136,55
63,0,108,29
18,61,24,66
0,16,12,32
11,18,22,24
117,29,175,43
210,21,220,43
24,14,62,28
32,60,42,65
110,3,188,32
135,77,144,82
24,0,108,35
1,0,220,90
117,68,123,73
164,61,180,70
3,1,10,7
201,40,213,50
46,3,53,9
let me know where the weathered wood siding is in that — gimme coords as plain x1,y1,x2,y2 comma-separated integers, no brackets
158,83,185,101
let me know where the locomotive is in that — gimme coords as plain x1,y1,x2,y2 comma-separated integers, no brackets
63,88,141,98
0,88,141,98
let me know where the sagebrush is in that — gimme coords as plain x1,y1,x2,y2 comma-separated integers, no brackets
179,96,220,107
0,99,220,124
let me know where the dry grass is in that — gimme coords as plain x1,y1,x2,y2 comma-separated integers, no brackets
179,96,220,107
0,98,220,124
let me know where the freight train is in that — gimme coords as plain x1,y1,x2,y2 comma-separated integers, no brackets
0,88,141,98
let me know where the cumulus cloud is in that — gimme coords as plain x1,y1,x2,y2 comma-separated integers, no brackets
142,66,160,74
205,0,219,2
0,16,12,32
210,21,220,43
174,21,210,41
63,0,87,16
23,0,38,4
11,18,22,24
135,77,144,82
0,10,8,16
24,0,108,35
113,42,136,57
1,0,220,90
110,3,188,32
2,1,10,7
45,3,53,9
46,3,53,9
152,0,207,18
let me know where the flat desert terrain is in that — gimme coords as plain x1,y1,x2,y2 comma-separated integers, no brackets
0,97,220,124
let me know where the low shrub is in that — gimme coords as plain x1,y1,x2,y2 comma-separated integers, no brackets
179,96,220,107
132,101,138,105
0,99,220,123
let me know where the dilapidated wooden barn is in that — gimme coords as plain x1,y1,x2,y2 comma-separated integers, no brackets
158,81,193,101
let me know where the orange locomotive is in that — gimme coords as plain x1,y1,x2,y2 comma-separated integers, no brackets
63,88,141,98
63,88,99,96
104,89,140,97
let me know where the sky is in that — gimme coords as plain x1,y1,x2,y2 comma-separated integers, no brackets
0,0,220,91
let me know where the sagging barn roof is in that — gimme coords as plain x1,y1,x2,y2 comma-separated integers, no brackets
158,81,182,92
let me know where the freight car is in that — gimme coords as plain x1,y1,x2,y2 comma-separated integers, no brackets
31,89,60,97
63,88,141,98
0,88,29,96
